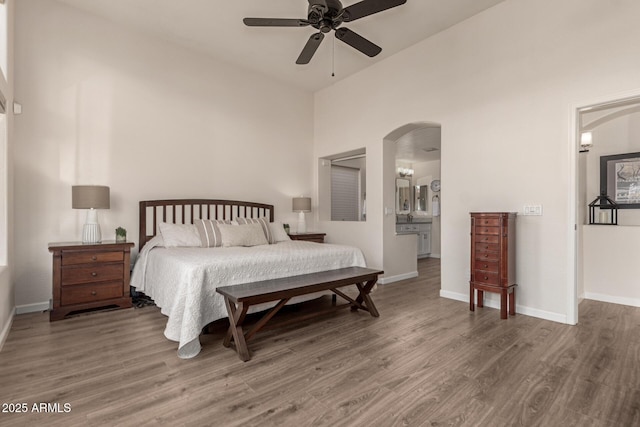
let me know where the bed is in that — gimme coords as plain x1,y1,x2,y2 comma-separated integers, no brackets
130,199,367,358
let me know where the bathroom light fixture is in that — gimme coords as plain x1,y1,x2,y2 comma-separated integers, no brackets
292,197,311,233
72,185,110,243
397,167,414,177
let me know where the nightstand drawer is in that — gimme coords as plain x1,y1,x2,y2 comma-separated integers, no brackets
61,264,124,285
62,251,124,266
61,282,123,305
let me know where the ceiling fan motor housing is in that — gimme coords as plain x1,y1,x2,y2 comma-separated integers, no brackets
309,0,344,31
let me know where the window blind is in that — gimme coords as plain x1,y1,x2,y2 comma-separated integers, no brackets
331,165,359,221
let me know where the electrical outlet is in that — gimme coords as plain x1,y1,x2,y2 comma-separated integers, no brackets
523,205,543,215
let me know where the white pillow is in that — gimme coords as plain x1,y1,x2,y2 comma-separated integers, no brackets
158,222,201,247
218,223,269,247
269,222,291,242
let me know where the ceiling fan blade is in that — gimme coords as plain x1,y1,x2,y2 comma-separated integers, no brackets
243,18,309,27
335,27,381,57
342,0,407,22
296,32,325,64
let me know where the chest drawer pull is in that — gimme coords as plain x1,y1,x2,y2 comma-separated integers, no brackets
91,291,97,296
484,276,488,280
91,256,97,261
484,264,488,268
91,272,98,277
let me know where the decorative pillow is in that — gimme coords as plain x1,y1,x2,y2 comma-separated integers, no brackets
218,222,269,247
269,221,291,242
158,222,201,247
194,219,230,248
235,217,273,244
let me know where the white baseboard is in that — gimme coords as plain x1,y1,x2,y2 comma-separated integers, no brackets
429,253,441,259
379,271,418,285
584,292,640,308
439,289,568,324
0,307,15,352
16,301,50,315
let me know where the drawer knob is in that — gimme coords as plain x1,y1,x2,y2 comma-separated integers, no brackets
91,272,98,277
91,291,97,296
485,229,489,232
485,254,489,257
485,246,489,249
484,264,488,268
91,256,97,261
484,276,488,280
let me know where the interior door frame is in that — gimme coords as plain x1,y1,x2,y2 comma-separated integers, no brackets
568,87,640,325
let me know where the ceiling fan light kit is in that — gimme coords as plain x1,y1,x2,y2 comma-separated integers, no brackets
243,0,407,65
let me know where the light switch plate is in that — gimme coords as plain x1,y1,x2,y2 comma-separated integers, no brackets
523,205,543,215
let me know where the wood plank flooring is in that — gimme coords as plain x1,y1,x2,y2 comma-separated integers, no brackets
1,258,639,426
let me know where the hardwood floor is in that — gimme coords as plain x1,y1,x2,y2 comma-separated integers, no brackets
1,258,639,426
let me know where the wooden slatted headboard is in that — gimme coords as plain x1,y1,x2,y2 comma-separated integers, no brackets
139,199,275,251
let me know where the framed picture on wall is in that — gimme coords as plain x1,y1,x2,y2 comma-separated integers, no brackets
600,151,640,209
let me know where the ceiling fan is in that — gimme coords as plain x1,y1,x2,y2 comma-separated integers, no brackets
243,0,407,64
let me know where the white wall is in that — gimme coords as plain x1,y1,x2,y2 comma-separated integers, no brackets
314,0,640,323
583,225,640,307
0,0,15,349
13,0,314,310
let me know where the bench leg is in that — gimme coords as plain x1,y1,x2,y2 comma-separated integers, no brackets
353,280,379,317
223,297,251,362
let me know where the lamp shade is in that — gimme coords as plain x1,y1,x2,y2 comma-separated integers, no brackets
292,197,311,213
72,185,110,209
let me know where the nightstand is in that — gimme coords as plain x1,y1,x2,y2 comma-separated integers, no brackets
288,232,326,243
48,241,134,321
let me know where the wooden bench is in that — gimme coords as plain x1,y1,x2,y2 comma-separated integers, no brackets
216,266,383,361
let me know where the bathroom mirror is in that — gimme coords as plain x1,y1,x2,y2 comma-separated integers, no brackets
396,178,411,213
415,185,428,212
414,176,432,215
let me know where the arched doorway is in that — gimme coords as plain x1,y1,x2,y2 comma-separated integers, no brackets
381,122,441,284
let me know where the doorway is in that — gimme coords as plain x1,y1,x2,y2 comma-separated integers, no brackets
572,90,640,324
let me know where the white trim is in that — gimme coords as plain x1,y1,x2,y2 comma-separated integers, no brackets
428,253,441,259
16,301,50,315
439,290,568,324
0,306,14,352
379,271,418,285
584,292,640,308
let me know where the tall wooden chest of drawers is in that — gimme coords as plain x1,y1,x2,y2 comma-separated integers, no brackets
469,212,517,319
49,241,134,321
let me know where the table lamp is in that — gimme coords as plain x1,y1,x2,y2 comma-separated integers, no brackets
72,185,110,243
292,197,311,233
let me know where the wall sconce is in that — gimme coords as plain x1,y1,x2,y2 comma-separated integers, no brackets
72,185,110,243
292,197,311,233
580,131,593,152
397,167,414,177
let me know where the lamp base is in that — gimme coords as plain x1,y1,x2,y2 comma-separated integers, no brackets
297,211,306,234
82,223,102,244
82,209,102,243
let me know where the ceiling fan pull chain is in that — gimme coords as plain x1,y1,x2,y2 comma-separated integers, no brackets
332,35,335,77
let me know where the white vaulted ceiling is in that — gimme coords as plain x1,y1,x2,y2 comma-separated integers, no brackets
55,0,506,92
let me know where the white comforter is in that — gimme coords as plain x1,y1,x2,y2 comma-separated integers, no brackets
130,239,366,358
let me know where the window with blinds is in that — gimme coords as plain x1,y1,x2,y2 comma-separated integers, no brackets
331,165,360,221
